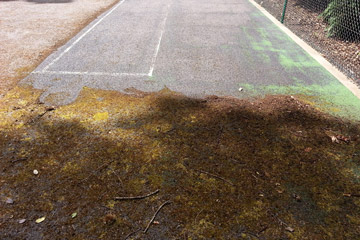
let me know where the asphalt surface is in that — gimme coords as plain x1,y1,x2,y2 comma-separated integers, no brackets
22,0,360,115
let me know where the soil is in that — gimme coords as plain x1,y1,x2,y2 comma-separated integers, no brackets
1,86,360,239
254,0,360,84
0,0,119,96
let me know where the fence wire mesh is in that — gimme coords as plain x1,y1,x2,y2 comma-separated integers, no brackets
254,0,360,84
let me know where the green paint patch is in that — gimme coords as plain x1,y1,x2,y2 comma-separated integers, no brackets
242,27,320,71
238,81,360,120
220,44,230,49
278,53,318,70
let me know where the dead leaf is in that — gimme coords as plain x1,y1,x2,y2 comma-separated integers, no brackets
331,136,339,143
336,135,350,143
104,213,116,225
19,219,26,224
276,189,284,194
304,147,312,152
35,217,45,223
285,226,295,232
5,198,13,204
292,193,301,202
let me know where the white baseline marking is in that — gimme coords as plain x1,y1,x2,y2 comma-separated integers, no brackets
247,0,360,100
33,70,148,77
148,5,170,77
41,0,126,72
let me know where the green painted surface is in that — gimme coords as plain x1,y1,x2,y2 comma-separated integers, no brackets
238,81,360,120
235,10,360,121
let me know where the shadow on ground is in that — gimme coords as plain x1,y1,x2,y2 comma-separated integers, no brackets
1,87,360,239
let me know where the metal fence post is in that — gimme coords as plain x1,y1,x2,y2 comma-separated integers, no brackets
281,0,288,23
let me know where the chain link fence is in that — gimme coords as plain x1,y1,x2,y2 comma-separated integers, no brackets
254,0,360,84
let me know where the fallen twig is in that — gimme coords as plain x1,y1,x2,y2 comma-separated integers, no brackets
144,200,171,233
230,159,246,165
242,231,260,239
79,159,115,183
112,170,124,187
3,158,29,172
194,208,204,224
38,106,56,118
11,157,28,163
124,228,141,240
115,189,159,201
194,169,235,186
28,106,56,124
257,226,268,235
344,193,360,198
277,217,288,226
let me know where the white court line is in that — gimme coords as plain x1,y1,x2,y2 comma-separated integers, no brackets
39,0,169,78
33,70,148,77
247,0,360,100
148,5,170,77
41,0,126,72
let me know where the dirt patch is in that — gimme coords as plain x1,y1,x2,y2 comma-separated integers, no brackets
1,86,360,239
0,0,119,95
254,0,360,84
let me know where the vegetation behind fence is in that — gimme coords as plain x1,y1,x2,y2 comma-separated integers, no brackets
254,0,360,83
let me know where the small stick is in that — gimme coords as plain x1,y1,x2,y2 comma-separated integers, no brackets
194,169,235,186
257,226,268,235
344,193,360,198
230,159,246,165
79,160,115,183
39,106,56,118
28,106,56,124
143,200,171,233
277,217,288,226
112,170,124,187
11,157,28,163
124,228,141,240
194,208,204,224
242,231,260,239
115,189,159,201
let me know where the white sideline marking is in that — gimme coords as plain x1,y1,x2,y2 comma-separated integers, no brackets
247,0,360,100
39,0,169,78
148,5,170,77
33,70,148,77
41,0,126,72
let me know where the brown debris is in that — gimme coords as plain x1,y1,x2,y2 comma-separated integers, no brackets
1,88,360,239
114,189,159,201
103,213,116,225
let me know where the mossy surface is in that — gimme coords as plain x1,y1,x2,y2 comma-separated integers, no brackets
1,86,360,239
